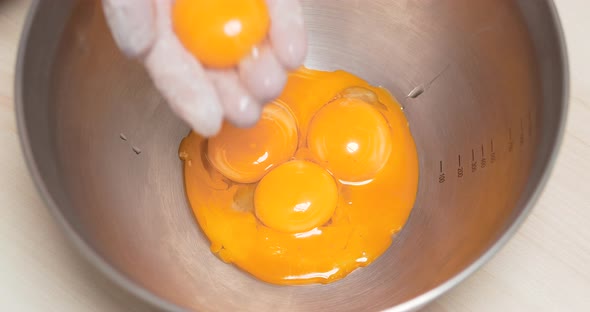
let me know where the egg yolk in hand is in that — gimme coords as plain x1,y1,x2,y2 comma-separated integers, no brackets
179,67,419,285
172,0,270,68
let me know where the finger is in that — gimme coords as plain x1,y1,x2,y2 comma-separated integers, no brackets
145,0,223,137
208,70,263,128
239,44,288,104
102,0,156,58
265,0,307,69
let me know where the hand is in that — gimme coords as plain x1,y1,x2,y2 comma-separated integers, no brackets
102,0,307,137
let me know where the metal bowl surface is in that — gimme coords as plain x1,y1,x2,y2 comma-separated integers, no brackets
16,1,568,311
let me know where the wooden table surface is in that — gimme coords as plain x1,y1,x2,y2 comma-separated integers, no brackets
1,1,588,311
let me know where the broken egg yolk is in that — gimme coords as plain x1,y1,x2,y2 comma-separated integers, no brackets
179,67,419,285
207,102,298,183
172,0,270,68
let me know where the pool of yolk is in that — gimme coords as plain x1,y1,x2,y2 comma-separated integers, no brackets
179,67,419,285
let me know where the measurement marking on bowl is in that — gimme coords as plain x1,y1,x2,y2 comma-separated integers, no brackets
437,113,535,186
480,144,487,169
119,133,128,141
132,146,142,155
490,139,496,164
471,149,477,173
438,160,446,183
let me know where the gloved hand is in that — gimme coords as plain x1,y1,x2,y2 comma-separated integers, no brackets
102,0,307,137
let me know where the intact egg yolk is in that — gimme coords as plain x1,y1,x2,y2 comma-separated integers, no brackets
172,0,270,68
255,160,338,233
208,102,298,183
307,98,393,182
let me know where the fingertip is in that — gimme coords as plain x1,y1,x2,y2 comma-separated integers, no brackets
160,72,224,137
271,30,307,70
178,98,224,137
266,0,307,69
163,89,223,137
239,45,288,104
208,70,264,128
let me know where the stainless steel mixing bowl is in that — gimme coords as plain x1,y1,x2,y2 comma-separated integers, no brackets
16,0,568,311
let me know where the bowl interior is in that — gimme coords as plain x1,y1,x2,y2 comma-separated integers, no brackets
18,0,566,311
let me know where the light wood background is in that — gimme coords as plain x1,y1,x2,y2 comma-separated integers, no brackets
1,1,588,311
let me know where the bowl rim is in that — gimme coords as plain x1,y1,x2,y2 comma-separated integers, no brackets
14,1,570,311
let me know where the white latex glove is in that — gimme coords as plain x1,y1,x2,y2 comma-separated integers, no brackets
102,0,307,137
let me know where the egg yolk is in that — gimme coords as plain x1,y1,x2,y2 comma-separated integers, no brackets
172,0,270,68
179,67,419,285
307,97,393,183
207,102,298,183
255,160,338,233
